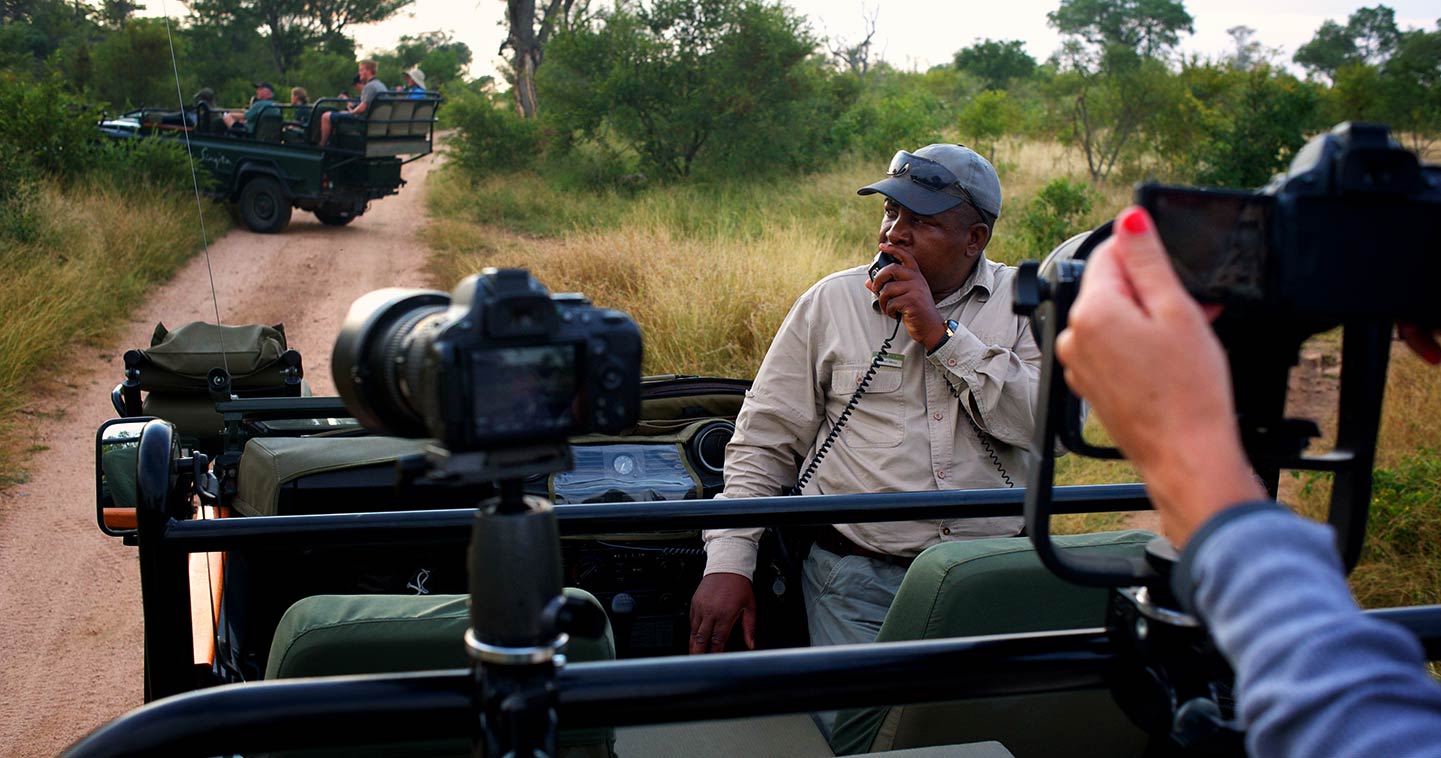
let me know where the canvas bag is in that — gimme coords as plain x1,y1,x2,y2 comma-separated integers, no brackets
136,321,294,394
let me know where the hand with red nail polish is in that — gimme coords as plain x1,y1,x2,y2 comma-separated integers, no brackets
1055,206,1264,547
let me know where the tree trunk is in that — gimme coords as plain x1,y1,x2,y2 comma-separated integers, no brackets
507,0,540,118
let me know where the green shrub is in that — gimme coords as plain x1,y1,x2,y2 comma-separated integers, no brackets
447,92,543,175
0,74,100,176
90,137,193,188
835,91,947,160
1016,177,1096,257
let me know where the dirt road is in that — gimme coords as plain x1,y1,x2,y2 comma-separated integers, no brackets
0,151,441,757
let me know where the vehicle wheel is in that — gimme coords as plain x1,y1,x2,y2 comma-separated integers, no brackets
313,207,358,226
238,176,292,234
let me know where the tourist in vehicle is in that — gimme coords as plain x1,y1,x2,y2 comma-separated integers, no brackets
222,82,277,134
319,59,387,146
690,144,1040,657
1057,205,1441,757
289,86,311,122
186,87,217,129
402,67,427,97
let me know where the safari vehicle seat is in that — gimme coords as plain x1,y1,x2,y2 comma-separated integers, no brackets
265,593,1020,758
253,106,284,142
112,322,306,457
362,95,436,157
231,436,477,517
829,531,1156,758
266,589,618,758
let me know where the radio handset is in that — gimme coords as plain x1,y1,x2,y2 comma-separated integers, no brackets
868,250,899,314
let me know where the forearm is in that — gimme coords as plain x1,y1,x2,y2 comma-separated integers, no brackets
928,328,1039,448
1181,506,1441,757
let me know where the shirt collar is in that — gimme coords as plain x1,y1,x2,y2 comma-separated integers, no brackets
936,254,993,308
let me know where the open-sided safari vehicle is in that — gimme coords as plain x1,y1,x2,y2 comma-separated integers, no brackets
99,93,442,233
76,125,1441,757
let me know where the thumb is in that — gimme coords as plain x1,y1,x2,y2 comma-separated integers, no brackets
1112,207,1187,315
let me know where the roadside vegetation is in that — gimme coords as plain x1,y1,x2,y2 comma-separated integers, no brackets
431,0,1441,609
0,75,222,486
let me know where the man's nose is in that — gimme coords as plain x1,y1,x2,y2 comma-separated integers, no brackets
885,218,912,245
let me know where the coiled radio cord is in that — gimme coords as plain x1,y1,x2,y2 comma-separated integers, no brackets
792,318,903,493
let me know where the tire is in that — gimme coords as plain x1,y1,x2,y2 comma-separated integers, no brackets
238,176,292,234
313,207,358,226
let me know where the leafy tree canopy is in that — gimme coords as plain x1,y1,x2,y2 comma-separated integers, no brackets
1047,0,1193,60
952,39,1035,90
541,0,837,178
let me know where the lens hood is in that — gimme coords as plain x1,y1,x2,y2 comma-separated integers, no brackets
332,288,450,436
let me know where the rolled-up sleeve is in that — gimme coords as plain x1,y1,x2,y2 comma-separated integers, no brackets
926,296,1040,449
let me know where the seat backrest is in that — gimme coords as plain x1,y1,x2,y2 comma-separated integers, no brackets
365,102,393,137
830,531,1156,758
385,99,416,137
232,436,438,517
252,105,283,142
267,590,616,757
409,103,435,136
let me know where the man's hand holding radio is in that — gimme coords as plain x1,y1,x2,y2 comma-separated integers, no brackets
866,244,951,352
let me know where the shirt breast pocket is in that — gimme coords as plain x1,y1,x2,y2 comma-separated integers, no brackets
828,363,905,449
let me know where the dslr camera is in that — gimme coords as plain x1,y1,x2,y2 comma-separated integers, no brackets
1134,121,1440,324
332,268,642,452
1017,122,1440,588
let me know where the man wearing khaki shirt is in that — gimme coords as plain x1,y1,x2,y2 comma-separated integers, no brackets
689,144,1041,657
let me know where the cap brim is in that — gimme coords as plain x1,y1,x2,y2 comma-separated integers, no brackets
857,178,962,216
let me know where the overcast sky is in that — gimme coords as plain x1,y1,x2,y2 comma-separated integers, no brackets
170,0,1437,82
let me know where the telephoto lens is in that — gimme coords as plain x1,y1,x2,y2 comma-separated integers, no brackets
330,287,452,437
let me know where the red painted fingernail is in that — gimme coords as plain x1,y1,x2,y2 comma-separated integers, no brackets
1119,208,1150,235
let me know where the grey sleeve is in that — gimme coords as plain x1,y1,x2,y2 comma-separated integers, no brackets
1184,505,1441,757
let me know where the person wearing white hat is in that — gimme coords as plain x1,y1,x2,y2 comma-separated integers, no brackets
403,67,427,98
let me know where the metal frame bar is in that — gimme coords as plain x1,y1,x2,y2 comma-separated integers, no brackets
63,604,1441,757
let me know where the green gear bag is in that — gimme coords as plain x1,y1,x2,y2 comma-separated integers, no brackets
136,321,293,393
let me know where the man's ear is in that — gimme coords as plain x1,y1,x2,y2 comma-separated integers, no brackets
967,222,991,257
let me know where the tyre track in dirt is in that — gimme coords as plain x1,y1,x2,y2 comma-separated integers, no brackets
0,151,441,757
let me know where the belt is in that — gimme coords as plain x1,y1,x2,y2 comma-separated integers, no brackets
813,526,915,569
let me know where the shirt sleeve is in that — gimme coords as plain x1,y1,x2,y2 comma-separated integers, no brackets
1181,505,1441,758
925,306,1041,450
701,290,825,580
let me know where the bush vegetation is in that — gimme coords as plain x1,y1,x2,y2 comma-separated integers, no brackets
0,75,225,485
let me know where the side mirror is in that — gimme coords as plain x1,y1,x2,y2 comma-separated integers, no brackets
96,418,152,536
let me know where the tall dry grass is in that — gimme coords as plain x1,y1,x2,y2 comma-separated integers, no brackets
1291,350,1441,608
426,140,1441,594
0,180,216,484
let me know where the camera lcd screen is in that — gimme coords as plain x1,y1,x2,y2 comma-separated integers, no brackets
471,344,580,438
1141,187,1271,303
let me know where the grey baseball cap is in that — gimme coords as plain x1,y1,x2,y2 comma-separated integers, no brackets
858,144,1003,220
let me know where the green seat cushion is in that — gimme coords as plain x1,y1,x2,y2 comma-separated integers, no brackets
831,531,1156,757
233,436,435,517
266,589,615,756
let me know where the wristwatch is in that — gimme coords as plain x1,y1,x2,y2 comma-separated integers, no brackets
929,319,959,355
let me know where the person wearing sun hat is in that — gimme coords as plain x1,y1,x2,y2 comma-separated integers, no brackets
690,143,1040,672
402,67,427,98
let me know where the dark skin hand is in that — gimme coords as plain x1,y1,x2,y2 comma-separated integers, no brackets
866,199,991,350
688,573,756,653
